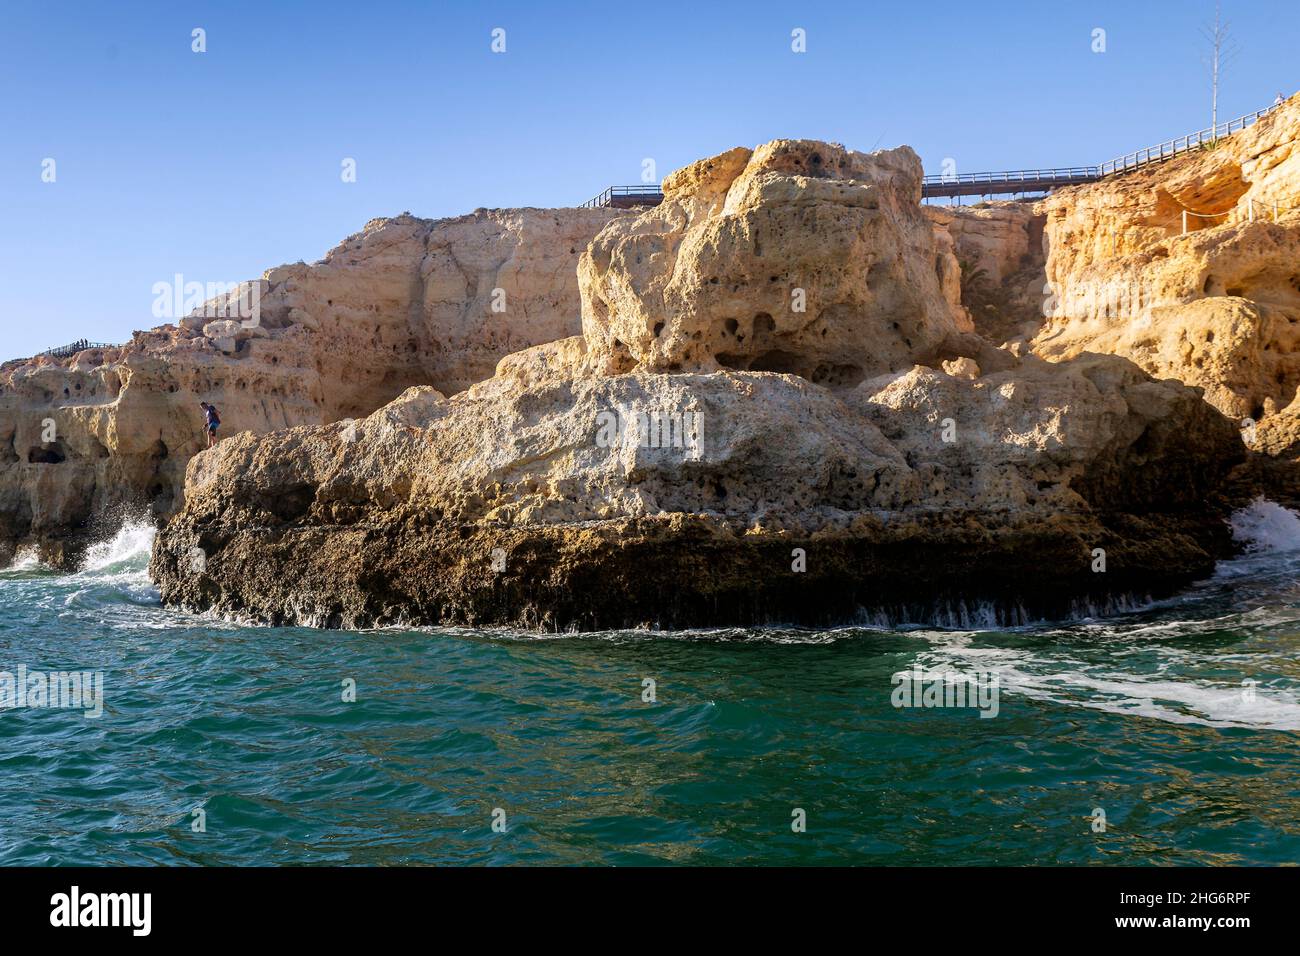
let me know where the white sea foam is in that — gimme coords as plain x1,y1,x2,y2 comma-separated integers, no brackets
78,521,156,574
992,665,1300,731
5,546,43,573
1229,498,1300,553
918,631,1300,732
71,520,160,600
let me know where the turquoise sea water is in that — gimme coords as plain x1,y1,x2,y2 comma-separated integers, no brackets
1,505,1299,866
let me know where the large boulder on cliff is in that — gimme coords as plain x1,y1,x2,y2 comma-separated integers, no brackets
151,140,1244,630
578,140,1004,384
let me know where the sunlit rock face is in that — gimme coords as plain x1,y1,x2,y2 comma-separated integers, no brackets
578,140,1002,388
0,208,624,566
1025,95,1300,458
152,140,1245,630
923,202,1048,347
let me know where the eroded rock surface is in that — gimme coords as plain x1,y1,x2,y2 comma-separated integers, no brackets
152,141,1244,630
1029,95,1300,458
0,208,623,565
578,140,1006,386
924,202,1048,345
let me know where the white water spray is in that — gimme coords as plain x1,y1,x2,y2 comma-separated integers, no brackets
1229,498,1300,554
2,546,43,573
78,521,157,574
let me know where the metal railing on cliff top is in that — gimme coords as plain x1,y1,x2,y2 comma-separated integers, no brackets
922,103,1279,198
36,339,118,360
581,101,1285,205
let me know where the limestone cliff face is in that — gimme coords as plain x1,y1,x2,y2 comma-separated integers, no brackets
0,207,624,566
152,140,1244,630
924,203,1041,286
924,202,1048,346
1026,95,1300,458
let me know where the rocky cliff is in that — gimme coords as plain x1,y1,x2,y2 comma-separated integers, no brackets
1027,95,1300,459
924,202,1047,345
0,207,624,566
151,140,1244,630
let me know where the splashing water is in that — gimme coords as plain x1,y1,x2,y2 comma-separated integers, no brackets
1230,497,1300,553
911,499,1300,733
5,546,42,573
77,520,157,574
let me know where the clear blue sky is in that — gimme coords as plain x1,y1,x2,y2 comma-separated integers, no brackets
2,0,1296,360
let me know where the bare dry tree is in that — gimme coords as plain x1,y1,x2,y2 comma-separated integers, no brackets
1202,1,1240,141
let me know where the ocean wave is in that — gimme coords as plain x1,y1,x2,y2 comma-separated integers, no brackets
78,520,156,575
1229,497,1300,553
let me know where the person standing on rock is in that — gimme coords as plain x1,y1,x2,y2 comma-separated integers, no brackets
200,401,221,449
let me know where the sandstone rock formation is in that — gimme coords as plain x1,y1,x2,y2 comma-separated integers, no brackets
1027,95,1300,459
578,141,1003,385
924,202,1047,345
0,208,624,567
152,140,1244,630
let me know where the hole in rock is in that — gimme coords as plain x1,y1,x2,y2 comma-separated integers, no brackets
809,363,865,388
748,350,802,375
267,483,316,523
28,442,66,464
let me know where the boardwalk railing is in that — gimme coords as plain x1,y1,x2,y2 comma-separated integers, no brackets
580,185,665,208
922,103,1282,199
922,166,1102,198
1097,105,1278,175
37,339,117,359
586,101,1287,205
